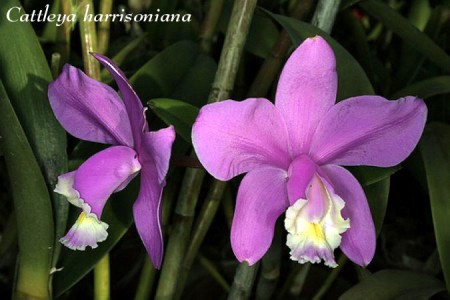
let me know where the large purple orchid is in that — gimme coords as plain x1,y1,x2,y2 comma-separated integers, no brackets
192,36,427,267
48,54,175,268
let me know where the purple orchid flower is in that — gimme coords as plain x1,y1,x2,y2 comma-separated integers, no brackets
48,54,175,268
192,36,427,267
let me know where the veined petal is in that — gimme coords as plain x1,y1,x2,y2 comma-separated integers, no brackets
55,146,141,250
192,98,291,181
48,64,133,146
231,167,289,265
275,36,337,156
93,53,148,147
321,164,376,266
133,126,175,269
310,96,427,167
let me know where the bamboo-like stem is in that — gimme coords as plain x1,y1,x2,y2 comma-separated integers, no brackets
78,0,101,79
199,0,226,53
289,263,311,297
247,0,315,97
228,262,260,300
198,254,231,292
94,254,110,300
134,258,157,300
311,0,342,34
55,0,72,65
51,53,61,79
97,0,114,54
311,255,347,300
155,0,258,298
176,180,227,298
255,226,282,300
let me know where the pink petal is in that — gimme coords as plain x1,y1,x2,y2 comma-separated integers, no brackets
321,164,376,266
286,154,316,205
73,146,142,216
231,167,289,265
92,53,148,146
275,36,337,156
192,98,291,181
310,96,427,167
133,126,175,269
48,65,133,146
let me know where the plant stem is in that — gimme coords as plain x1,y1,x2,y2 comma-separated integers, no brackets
247,0,315,97
134,258,157,300
155,0,258,298
56,0,72,65
311,0,342,34
199,0,226,53
97,0,114,54
228,262,260,300
94,254,110,300
51,53,61,79
176,180,227,298
311,255,347,300
78,0,101,79
198,254,231,292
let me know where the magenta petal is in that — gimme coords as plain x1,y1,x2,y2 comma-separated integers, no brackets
275,36,337,155
92,53,148,146
231,167,289,265
321,164,376,266
192,98,291,181
133,126,175,269
73,146,141,216
286,155,316,205
48,65,133,146
310,96,427,167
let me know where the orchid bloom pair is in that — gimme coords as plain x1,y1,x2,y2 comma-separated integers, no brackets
49,54,175,268
49,36,426,269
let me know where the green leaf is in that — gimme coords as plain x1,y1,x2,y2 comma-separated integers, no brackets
54,180,138,296
359,0,450,73
420,122,450,291
129,40,216,107
348,165,400,186
339,269,445,299
0,81,53,299
390,76,450,100
246,14,280,58
148,98,199,143
0,0,68,268
265,11,374,100
364,178,389,235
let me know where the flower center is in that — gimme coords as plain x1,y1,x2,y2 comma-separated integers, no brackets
284,174,350,268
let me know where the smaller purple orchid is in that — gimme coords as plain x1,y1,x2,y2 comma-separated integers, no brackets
49,54,175,268
192,36,427,267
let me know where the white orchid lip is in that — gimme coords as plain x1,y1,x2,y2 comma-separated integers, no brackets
285,174,350,268
55,172,109,250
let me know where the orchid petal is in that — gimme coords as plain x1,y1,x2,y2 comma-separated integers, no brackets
321,164,376,266
192,98,291,181
93,53,148,147
310,96,427,167
48,65,133,146
133,126,175,269
71,146,141,217
231,167,289,265
275,36,337,155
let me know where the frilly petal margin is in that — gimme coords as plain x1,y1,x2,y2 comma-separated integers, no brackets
133,126,175,269
192,98,291,181
93,53,148,147
275,36,337,156
321,164,376,267
310,96,427,167
48,64,133,146
231,167,289,265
